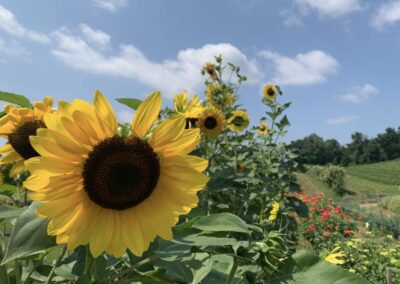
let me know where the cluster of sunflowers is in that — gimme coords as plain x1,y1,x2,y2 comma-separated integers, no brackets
171,59,279,139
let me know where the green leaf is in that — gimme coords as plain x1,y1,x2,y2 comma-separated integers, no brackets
0,204,26,219
192,213,250,234
271,250,369,284
1,202,55,264
0,184,17,197
116,98,142,110
0,91,32,108
287,196,309,218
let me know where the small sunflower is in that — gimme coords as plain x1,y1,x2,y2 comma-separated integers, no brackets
228,110,250,132
205,83,234,108
258,121,269,136
263,83,278,101
24,90,209,258
173,92,204,129
268,201,280,222
324,247,346,265
204,62,218,80
197,107,225,137
0,97,53,177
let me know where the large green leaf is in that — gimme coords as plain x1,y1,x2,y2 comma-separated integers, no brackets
270,250,369,284
116,98,142,110
192,213,251,234
0,91,32,108
0,204,26,219
1,202,55,264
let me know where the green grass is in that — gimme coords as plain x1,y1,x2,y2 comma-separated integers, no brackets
346,159,400,186
298,159,400,217
345,175,399,198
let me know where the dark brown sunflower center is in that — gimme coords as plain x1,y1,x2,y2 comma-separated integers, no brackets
204,117,217,129
82,136,160,210
8,120,46,160
267,88,275,96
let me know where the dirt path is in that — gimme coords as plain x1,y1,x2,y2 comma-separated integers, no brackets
295,173,324,196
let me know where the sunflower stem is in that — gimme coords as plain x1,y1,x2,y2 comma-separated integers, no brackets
14,260,21,284
102,255,159,283
84,246,94,281
45,245,67,284
225,257,240,284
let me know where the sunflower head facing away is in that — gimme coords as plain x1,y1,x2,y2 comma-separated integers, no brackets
197,107,225,137
173,92,204,129
205,83,234,108
263,83,278,101
23,90,209,258
258,121,269,136
204,62,218,80
228,110,250,132
0,97,53,177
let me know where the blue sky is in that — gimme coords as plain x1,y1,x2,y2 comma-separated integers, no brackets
0,0,399,144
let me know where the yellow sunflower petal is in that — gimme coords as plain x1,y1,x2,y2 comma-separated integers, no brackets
94,90,117,137
10,159,25,177
131,91,161,138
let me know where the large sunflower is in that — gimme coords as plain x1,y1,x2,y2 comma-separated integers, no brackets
173,92,204,129
24,91,209,258
197,107,225,137
0,97,53,177
228,110,250,132
263,83,278,101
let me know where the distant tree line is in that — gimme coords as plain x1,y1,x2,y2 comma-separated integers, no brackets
289,127,400,166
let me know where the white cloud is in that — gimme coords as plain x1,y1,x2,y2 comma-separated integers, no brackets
371,1,400,30
80,24,111,48
340,84,378,103
0,4,50,44
0,38,31,58
260,50,339,86
51,27,262,98
280,10,304,27
295,0,362,18
92,0,128,12
326,115,359,125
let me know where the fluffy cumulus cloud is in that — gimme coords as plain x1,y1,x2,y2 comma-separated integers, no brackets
371,1,400,30
260,50,339,86
92,0,128,12
326,115,359,125
51,25,262,97
0,4,50,44
340,84,378,103
295,0,362,18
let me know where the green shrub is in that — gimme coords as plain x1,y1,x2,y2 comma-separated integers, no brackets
308,165,346,195
381,195,400,214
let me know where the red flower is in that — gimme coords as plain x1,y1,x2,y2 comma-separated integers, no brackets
306,228,311,234
344,230,353,235
357,216,363,221
323,231,331,237
311,224,316,231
